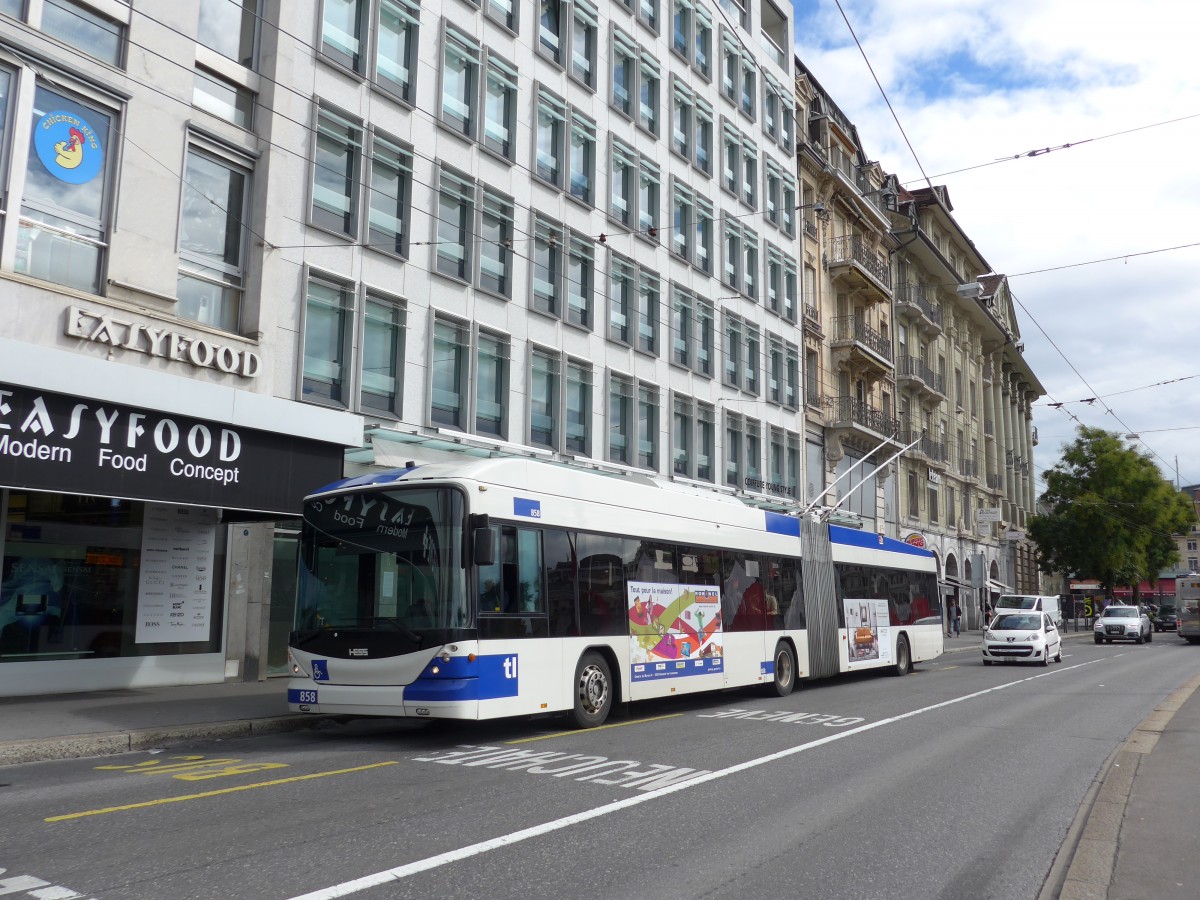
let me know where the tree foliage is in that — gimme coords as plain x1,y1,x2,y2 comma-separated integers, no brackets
1028,427,1195,594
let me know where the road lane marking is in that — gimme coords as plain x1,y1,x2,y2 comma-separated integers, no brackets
506,713,683,743
288,659,1104,899
45,762,398,823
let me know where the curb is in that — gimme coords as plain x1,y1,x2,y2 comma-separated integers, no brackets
1041,671,1200,900
0,715,335,767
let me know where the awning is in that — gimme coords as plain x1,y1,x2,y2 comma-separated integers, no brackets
987,578,1011,592
941,576,971,593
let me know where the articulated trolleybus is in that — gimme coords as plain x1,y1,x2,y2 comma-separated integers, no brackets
286,459,941,727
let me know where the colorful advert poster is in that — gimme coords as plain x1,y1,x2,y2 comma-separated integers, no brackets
628,581,724,682
844,598,892,669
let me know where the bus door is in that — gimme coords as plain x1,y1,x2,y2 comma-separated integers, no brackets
721,551,772,687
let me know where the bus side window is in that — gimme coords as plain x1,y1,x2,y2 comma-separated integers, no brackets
577,533,629,636
478,525,546,615
544,530,577,635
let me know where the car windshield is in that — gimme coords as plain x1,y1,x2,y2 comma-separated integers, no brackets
1158,606,1176,615
1103,607,1136,618
998,595,1038,609
993,614,1041,631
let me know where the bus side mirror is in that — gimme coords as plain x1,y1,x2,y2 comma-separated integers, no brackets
471,514,495,567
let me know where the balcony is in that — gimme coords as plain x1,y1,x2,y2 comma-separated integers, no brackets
827,235,891,301
830,397,899,451
804,218,818,239
894,281,943,335
900,428,948,467
958,455,980,482
803,303,822,338
986,473,1003,492
984,418,994,439
895,355,946,405
982,361,993,385
831,315,892,378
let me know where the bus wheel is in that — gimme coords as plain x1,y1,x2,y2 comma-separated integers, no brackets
770,642,796,697
891,636,911,676
571,651,613,728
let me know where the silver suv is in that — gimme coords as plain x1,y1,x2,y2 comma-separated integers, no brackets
1093,605,1152,644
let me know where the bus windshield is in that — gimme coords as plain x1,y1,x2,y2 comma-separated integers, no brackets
295,487,467,632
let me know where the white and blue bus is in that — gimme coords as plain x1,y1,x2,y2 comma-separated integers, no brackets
286,458,941,727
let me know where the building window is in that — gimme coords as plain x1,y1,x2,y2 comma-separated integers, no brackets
785,341,799,407
742,140,758,208
766,248,782,314
303,275,353,406
177,147,249,333
696,298,715,377
475,331,509,437
535,90,565,184
637,269,660,355
740,59,757,120
609,373,635,464
672,289,692,368
744,323,760,395
569,112,596,203
768,337,783,404
725,412,743,487
695,196,714,275
671,181,693,261
908,470,919,518
43,0,124,66
745,418,762,484
638,158,660,239
721,30,738,103
610,138,634,226
16,83,116,295
376,0,420,102
743,227,759,301
435,168,473,280
530,349,560,449
311,105,362,237
609,256,634,345
486,0,516,30
533,216,562,316
638,0,659,31
193,68,254,129
694,99,713,175
722,122,740,195
638,53,660,136
539,0,563,63
671,81,692,158
321,0,365,70
566,360,592,454
431,317,470,429
361,291,406,417
199,0,258,68
723,221,741,292
571,0,598,88
367,132,412,258
478,189,514,297
928,484,939,523
611,28,636,117
725,314,743,388
483,56,518,159
672,0,690,57
697,402,715,481
638,384,659,470
673,394,693,476
567,233,594,328
441,27,479,136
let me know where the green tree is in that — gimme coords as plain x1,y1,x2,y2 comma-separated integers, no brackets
1029,427,1195,596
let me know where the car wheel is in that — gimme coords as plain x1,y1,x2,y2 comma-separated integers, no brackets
1147,628,1153,644
1135,631,1144,645
1040,648,1050,667
1055,645,1063,663
983,659,992,666
1094,634,1102,644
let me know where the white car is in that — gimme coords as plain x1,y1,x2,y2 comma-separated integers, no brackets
982,612,1062,666
1094,605,1152,644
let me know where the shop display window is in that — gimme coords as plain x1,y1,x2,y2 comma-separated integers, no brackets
0,492,224,662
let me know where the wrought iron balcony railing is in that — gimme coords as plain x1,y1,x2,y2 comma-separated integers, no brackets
833,397,899,437
828,235,892,289
896,355,945,394
832,315,892,362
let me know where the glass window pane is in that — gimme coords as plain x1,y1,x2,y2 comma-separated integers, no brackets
322,0,363,70
368,137,410,256
303,280,349,404
377,0,418,100
43,0,122,66
432,320,467,427
362,297,405,413
476,334,508,436
193,68,254,128
198,0,257,67
312,109,360,235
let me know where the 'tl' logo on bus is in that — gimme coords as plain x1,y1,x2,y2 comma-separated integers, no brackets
503,656,518,679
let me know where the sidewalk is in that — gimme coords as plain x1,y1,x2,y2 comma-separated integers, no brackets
2,643,1198,900
0,678,328,766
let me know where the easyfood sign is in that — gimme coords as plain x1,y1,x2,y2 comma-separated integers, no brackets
0,382,343,514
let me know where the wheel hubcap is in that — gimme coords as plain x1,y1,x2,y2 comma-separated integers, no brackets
579,665,607,713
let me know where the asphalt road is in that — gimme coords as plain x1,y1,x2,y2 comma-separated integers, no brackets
4,638,1197,900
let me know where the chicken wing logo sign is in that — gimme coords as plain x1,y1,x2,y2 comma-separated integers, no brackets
34,111,104,185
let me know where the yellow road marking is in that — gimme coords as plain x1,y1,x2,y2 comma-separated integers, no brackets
507,713,683,743
46,762,398,822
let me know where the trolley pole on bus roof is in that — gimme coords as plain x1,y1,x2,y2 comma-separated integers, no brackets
813,434,923,523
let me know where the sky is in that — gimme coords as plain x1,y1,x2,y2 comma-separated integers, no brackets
790,0,1200,496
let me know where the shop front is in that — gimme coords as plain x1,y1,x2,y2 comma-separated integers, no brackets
0,345,361,697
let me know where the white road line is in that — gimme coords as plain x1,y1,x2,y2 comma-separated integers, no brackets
288,659,1103,899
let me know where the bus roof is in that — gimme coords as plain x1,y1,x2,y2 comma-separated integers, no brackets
307,458,933,562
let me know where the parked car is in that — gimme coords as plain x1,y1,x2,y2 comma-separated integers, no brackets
1093,605,1152,644
982,612,1062,666
1153,605,1179,632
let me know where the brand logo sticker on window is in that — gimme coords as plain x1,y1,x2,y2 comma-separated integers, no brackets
34,111,105,185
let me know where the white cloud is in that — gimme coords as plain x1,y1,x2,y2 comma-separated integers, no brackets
793,0,1200,488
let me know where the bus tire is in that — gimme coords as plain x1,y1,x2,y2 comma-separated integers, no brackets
571,651,613,729
891,636,911,676
770,642,796,697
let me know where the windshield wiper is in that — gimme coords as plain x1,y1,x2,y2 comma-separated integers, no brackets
372,616,424,645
